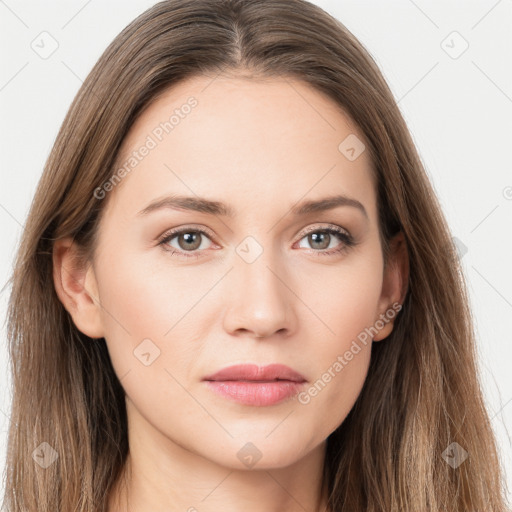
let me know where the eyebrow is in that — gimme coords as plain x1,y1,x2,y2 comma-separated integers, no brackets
136,194,368,219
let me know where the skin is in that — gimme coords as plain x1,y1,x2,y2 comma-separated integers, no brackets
53,72,409,512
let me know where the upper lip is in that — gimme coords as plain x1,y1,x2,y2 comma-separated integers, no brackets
203,364,307,383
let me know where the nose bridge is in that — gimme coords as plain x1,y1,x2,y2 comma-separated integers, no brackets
223,234,294,337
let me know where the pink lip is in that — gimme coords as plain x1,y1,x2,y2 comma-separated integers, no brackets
203,364,307,406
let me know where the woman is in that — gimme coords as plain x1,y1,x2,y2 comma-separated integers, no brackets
3,0,509,510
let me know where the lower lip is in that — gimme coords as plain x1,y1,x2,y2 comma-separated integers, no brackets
204,380,305,406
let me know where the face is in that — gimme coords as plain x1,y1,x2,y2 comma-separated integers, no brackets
60,73,405,470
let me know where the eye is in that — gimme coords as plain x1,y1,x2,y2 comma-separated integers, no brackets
296,225,355,256
158,227,215,258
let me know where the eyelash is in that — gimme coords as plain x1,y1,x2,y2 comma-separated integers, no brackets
157,224,356,259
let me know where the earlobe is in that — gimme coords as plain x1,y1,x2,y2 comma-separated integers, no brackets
373,231,409,342
52,237,105,339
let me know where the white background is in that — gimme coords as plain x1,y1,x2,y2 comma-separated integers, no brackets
1,0,511,503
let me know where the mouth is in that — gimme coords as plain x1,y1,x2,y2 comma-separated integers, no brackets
202,364,307,406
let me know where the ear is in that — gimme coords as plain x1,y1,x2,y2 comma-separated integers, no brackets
52,237,105,339
373,231,409,342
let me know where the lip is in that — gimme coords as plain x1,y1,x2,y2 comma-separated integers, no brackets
203,364,307,406
203,363,307,383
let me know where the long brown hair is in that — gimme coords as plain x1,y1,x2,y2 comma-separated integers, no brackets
3,0,509,510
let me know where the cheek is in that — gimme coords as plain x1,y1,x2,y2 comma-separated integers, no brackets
93,248,180,376
295,246,384,344
94,246,222,387
291,249,382,430
96,247,196,335
93,251,204,429
295,281,376,441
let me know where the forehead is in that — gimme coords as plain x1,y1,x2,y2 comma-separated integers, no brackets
104,74,377,223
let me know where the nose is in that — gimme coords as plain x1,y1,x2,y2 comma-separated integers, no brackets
222,250,296,340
